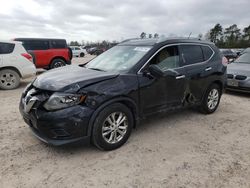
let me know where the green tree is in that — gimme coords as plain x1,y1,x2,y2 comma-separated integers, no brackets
148,34,152,38
209,23,223,43
243,25,250,40
224,24,241,47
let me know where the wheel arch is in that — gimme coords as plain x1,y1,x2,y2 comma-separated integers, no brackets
201,80,223,102
0,66,22,77
50,56,67,64
87,97,139,137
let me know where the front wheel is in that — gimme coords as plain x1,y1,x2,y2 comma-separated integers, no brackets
0,69,20,90
92,103,133,150
199,83,221,114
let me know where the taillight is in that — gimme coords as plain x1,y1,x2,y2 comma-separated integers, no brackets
21,53,33,62
222,56,228,66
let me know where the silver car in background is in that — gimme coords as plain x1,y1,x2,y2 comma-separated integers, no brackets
226,52,250,93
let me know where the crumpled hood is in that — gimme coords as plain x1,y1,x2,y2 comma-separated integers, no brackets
227,63,250,76
33,65,118,92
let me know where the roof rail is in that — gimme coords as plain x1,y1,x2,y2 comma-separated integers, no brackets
120,38,141,43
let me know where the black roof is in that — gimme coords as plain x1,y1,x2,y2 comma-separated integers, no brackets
119,37,214,46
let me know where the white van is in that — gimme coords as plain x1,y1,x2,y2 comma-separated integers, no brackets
0,41,36,90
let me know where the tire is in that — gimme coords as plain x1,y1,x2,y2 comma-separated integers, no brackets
92,103,133,150
50,58,66,69
0,69,20,90
80,52,85,57
199,83,221,114
68,47,73,60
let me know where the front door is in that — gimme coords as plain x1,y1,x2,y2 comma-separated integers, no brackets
138,45,187,115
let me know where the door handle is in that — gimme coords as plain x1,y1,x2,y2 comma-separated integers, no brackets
176,75,185,80
205,67,212,71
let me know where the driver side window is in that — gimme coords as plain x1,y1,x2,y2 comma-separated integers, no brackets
149,46,180,71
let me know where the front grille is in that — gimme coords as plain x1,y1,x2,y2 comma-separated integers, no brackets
227,74,234,79
235,75,247,80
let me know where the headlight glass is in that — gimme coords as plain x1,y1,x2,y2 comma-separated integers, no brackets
44,92,86,111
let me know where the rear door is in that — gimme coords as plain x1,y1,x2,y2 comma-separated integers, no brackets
22,40,50,68
179,44,214,103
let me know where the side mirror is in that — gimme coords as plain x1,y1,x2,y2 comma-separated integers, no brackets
148,64,164,77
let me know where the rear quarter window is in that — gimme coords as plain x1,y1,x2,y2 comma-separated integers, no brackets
180,45,204,65
50,40,67,49
0,43,15,54
201,46,213,61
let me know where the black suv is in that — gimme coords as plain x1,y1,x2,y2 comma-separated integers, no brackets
19,38,227,150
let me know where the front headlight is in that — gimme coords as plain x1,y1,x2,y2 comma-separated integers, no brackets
44,92,86,111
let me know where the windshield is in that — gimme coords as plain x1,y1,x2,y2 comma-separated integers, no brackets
85,45,152,72
234,53,250,64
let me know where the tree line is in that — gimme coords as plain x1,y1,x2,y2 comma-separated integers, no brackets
69,23,250,49
204,24,250,48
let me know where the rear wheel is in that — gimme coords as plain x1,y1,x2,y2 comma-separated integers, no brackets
0,69,20,90
199,83,221,114
80,52,85,57
50,58,66,69
92,103,133,150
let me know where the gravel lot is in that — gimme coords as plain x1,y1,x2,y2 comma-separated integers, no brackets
1,56,250,188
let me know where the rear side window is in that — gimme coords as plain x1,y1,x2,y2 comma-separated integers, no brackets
0,43,15,54
22,40,49,50
50,40,67,49
201,46,213,61
180,45,204,65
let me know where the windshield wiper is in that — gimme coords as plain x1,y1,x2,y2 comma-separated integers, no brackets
88,67,106,72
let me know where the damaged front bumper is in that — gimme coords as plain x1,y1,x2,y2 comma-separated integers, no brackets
19,93,95,146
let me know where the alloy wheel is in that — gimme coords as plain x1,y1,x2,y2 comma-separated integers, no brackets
0,72,17,88
102,112,128,144
207,88,219,110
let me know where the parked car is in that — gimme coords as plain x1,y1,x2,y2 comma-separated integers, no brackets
220,49,237,61
14,38,72,69
226,52,250,92
0,41,36,90
69,46,86,57
240,48,250,55
19,38,227,150
88,47,105,55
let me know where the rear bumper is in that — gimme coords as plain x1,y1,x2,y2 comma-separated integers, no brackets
20,65,36,79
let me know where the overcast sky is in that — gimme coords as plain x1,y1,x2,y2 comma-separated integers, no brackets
0,0,249,43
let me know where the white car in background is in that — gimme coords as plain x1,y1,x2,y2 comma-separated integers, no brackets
69,46,87,57
0,41,36,90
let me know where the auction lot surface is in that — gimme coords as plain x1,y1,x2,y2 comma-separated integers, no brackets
1,56,250,188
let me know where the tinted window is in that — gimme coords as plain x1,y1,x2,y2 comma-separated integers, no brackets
149,46,180,71
0,43,15,54
75,47,81,50
201,46,213,61
180,45,204,65
50,40,67,49
22,40,49,50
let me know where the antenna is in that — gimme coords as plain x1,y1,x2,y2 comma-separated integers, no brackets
188,32,192,39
